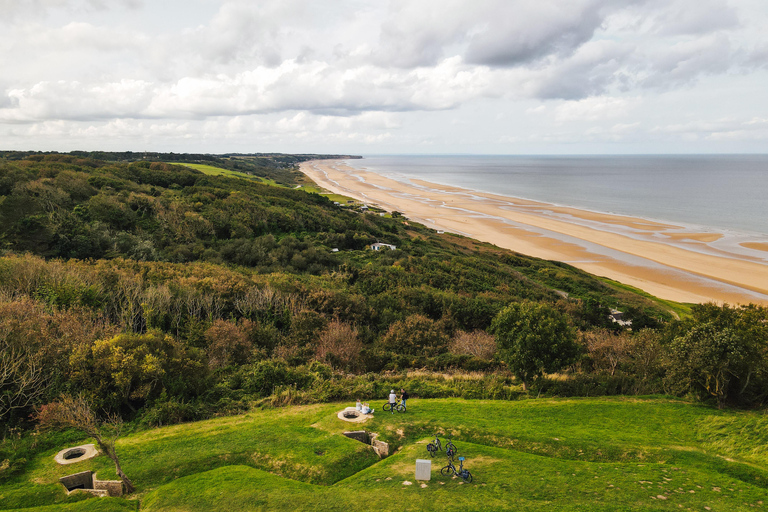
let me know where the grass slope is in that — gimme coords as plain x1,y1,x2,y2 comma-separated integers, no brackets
3,398,767,511
169,163,269,183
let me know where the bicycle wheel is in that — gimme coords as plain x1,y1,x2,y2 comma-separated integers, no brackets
383,403,391,411
462,471,473,483
440,465,454,476
446,446,456,458
426,443,437,456
396,403,406,413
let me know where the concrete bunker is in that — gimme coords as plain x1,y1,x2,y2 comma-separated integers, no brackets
58,471,123,497
342,430,390,459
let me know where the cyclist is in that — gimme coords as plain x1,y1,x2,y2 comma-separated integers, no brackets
400,388,409,410
388,389,397,414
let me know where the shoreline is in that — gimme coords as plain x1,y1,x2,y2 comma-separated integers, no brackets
300,159,768,306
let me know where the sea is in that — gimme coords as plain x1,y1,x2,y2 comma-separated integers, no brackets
344,154,768,237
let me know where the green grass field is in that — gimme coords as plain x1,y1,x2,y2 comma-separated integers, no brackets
169,163,278,185
3,397,767,511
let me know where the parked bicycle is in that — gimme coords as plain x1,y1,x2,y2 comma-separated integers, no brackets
383,398,406,413
445,436,457,458
426,434,442,457
441,456,473,483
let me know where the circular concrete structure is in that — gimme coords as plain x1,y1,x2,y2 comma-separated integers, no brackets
337,407,373,423
54,444,98,465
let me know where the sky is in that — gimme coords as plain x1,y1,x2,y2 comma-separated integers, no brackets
1,0,768,155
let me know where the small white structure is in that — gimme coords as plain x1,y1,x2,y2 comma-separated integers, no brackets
371,242,397,251
331,248,339,252
415,459,432,481
609,309,632,327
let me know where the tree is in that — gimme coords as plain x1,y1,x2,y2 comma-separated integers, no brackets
315,319,363,371
665,303,768,408
449,330,496,360
0,340,46,422
380,314,449,357
490,301,578,390
582,328,631,376
667,324,751,409
36,394,135,494
205,319,253,369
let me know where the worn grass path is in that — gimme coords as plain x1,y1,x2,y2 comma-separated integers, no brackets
3,397,767,511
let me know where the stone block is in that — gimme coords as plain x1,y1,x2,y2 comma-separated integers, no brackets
372,439,389,458
415,459,431,480
94,478,124,497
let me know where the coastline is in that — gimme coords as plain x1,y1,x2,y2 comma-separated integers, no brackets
300,159,768,306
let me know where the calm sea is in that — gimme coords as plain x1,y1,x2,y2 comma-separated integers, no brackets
345,155,768,236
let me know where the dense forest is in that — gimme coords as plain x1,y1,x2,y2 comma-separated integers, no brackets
1,152,767,452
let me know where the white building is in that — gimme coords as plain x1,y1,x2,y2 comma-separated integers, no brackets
371,242,397,251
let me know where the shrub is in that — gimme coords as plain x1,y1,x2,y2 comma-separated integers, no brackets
449,330,496,359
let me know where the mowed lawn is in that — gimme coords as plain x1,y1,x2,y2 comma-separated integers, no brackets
3,397,768,511
169,163,274,184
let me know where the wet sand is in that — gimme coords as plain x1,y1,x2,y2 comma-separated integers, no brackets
301,160,768,305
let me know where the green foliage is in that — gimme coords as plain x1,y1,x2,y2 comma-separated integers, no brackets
3,152,766,429
490,301,579,389
379,314,449,357
664,303,768,408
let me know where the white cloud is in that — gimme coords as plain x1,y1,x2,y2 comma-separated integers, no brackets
1,0,767,152
552,96,638,123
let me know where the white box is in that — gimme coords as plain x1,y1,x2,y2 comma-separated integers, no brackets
415,459,431,481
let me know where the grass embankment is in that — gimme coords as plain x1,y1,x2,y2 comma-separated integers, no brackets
178,163,357,204
3,398,768,511
170,163,269,183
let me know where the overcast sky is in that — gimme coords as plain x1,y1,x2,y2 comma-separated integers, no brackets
2,0,767,154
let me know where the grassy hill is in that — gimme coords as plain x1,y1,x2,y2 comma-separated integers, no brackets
3,397,767,511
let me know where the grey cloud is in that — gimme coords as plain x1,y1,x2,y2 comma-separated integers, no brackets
531,41,633,99
373,0,648,69
641,33,733,88
645,0,739,36
464,0,609,67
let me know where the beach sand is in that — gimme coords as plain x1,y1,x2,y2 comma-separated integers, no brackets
301,160,768,305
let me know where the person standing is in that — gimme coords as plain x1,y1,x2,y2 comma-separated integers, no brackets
400,388,409,410
388,389,397,414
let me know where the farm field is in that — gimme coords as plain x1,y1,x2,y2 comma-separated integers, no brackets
3,397,767,511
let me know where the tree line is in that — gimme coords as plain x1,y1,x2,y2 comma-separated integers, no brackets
1,154,766,444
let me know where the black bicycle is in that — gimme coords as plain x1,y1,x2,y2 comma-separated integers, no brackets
426,434,442,457
383,398,406,413
441,456,473,483
445,436,457,458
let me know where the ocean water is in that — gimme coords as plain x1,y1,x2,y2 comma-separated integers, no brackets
345,155,768,236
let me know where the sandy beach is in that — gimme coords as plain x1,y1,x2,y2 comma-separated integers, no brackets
301,160,768,306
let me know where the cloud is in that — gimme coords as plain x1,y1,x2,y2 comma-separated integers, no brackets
0,0,141,22
551,96,638,123
1,79,154,122
640,33,733,88
464,0,614,66
1,0,767,153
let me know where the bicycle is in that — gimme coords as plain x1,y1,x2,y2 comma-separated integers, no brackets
426,434,442,457
445,436,457,458
441,456,473,483
382,398,406,413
